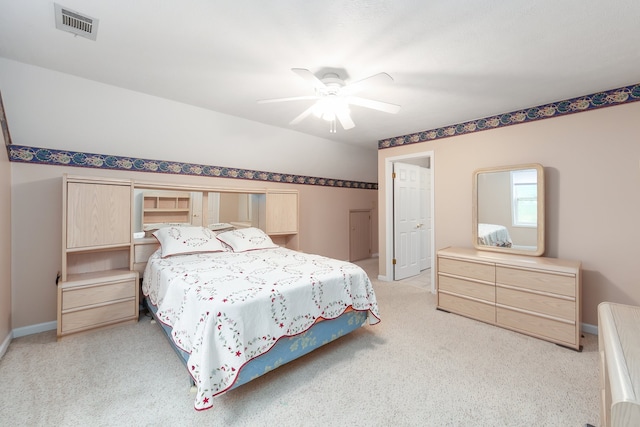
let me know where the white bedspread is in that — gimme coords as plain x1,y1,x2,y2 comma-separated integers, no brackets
478,223,512,247
142,247,380,410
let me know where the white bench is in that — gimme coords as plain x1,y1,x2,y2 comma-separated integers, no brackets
598,302,640,426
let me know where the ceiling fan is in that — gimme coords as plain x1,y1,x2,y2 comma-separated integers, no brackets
258,68,401,133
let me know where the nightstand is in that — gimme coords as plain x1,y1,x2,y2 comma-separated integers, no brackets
57,269,139,337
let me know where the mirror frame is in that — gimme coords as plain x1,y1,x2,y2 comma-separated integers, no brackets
472,163,545,256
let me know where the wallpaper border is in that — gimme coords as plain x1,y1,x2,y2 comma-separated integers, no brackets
7,144,378,190
378,83,640,149
7,82,639,187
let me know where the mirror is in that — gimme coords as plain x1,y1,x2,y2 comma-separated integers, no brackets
472,163,545,256
133,189,266,235
206,192,265,230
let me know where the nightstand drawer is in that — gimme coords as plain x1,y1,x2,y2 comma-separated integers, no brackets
62,278,136,310
134,241,159,263
57,270,139,338
60,299,136,334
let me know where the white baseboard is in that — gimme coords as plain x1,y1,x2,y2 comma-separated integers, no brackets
12,321,57,338
377,274,391,281
0,331,12,359
581,322,598,336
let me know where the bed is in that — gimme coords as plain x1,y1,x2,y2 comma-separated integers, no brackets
142,226,380,411
477,223,512,247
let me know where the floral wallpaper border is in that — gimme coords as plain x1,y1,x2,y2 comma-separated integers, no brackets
378,83,640,149
6,144,378,190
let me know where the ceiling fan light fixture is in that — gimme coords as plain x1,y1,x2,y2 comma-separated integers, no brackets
322,111,336,122
260,67,399,133
312,96,350,122
311,101,325,119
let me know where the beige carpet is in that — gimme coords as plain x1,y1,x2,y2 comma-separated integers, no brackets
0,258,600,426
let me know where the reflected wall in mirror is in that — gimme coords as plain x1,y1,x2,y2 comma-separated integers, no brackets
132,188,267,234
472,163,545,256
206,192,265,230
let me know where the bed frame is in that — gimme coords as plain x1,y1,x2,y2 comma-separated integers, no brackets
145,296,368,393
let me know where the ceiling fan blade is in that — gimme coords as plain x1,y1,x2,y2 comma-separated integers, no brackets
335,109,355,130
257,95,318,104
347,96,401,114
289,103,317,125
291,68,326,90
342,72,394,95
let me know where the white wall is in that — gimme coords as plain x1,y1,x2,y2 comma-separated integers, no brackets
0,146,11,354
0,58,378,183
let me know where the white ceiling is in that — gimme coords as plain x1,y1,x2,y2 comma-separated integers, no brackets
1,0,639,151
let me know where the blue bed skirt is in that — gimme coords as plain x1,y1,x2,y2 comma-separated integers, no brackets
145,297,368,392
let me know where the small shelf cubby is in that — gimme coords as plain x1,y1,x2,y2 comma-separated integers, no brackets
142,191,192,226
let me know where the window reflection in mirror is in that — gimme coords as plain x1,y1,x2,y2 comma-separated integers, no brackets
473,163,544,256
511,169,538,227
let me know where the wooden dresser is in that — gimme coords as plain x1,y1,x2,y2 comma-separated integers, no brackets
436,246,582,350
598,302,640,426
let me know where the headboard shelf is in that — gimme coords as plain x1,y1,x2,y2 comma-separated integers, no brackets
141,191,192,226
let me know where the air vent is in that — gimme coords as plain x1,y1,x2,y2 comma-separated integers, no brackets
54,3,99,41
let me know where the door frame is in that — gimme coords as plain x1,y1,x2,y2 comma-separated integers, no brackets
383,150,435,293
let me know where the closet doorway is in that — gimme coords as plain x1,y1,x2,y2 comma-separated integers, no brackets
349,209,372,262
383,151,434,292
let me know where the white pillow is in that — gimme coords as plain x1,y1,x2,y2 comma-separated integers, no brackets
216,227,278,252
153,226,228,257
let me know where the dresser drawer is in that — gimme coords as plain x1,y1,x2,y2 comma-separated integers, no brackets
439,257,495,282
496,286,575,321
60,299,137,334
438,292,495,324
439,274,495,302
497,306,576,346
62,278,136,310
496,266,575,297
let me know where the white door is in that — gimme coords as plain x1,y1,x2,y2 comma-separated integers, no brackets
419,167,431,271
393,162,420,280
